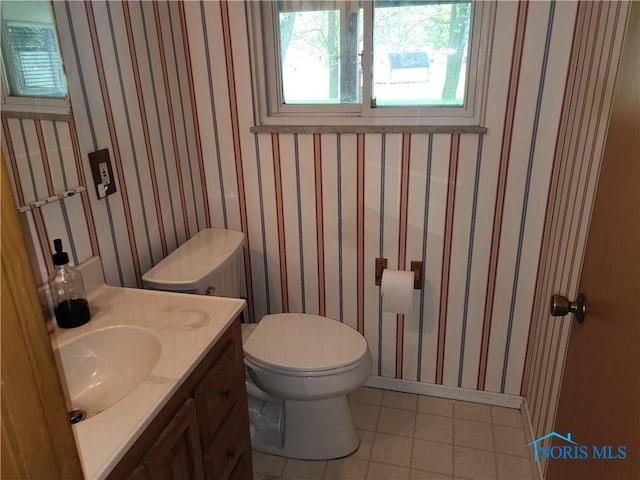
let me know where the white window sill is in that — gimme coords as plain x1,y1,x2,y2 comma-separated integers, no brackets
1,97,71,121
250,125,487,134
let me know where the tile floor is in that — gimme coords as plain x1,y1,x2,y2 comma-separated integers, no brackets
252,387,540,480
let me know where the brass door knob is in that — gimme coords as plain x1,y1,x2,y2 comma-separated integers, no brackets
550,293,586,323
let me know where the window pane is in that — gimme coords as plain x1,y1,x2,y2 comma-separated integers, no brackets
278,2,362,104
372,1,471,107
1,0,67,99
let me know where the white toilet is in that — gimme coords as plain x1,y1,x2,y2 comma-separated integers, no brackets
142,228,372,460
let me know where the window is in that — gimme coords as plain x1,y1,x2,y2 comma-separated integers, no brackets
249,1,494,128
1,0,69,116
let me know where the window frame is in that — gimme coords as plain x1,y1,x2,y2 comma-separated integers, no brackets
0,2,70,118
249,0,495,128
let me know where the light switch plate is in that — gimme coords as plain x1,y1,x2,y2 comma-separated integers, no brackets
88,149,117,199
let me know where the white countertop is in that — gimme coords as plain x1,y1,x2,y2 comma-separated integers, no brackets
50,280,246,479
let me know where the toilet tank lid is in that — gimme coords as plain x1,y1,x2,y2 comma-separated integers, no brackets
142,229,244,291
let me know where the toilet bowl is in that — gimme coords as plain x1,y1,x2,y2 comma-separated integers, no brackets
142,229,372,460
243,313,371,459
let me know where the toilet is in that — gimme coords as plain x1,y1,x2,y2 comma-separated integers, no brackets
142,228,372,460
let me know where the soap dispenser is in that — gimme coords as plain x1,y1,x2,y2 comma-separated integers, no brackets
49,239,91,328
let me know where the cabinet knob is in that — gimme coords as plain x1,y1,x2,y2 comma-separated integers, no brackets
222,388,231,399
226,448,236,459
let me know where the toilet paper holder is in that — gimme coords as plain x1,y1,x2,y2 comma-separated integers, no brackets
374,258,423,290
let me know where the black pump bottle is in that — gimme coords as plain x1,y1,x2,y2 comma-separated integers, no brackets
49,239,91,328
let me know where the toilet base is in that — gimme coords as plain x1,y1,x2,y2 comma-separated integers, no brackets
250,394,360,460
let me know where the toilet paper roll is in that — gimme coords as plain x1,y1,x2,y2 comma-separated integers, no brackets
381,269,414,314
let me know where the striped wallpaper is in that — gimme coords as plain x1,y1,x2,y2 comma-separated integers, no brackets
185,0,581,394
2,117,98,285
521,1,630,475
0,0,626,420
61,0,205,289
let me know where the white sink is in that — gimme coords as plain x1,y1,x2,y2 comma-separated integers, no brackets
56,325,161,418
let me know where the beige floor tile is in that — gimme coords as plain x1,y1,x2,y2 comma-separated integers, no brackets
383,390,418,411
367,462,411,479
371,433,413,468
453,401,491,423
252,451,287,477
324,457,368,480
418,396,454,417
496,453,535,480
349,387,384,406
453,446,497,480
491,406,524,428
351,403,380,431
454,419,494,451
253,393,532,480
354,430,375,460
493,425,529,457
411,439,454,476
377,407,417,437
410,468,454,479
281,459,327,479
253,473,274,480
415,413,453,444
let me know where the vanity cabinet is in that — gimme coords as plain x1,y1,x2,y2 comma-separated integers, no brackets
137,399,205,480
109,318,252,480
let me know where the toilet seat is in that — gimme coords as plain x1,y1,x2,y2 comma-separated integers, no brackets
245,352,370,378
243,313,368,374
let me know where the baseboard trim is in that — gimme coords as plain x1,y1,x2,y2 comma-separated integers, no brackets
364,376,523,409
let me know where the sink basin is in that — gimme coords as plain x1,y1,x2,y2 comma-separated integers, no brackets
56,325,161,418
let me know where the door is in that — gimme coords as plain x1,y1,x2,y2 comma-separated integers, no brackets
547,4,639,480
1,157,84,479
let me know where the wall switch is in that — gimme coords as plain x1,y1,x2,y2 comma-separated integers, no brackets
88,149,117,199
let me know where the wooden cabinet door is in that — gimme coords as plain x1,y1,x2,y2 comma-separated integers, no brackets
141,399,205,480
125,464,147,480
194,338,243,446
228,451,253,480
203,402,251,480
194,323,252,480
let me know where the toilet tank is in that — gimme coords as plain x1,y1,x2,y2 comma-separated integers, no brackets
142,229,245,297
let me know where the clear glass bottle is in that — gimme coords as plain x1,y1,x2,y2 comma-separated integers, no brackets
49,239,91,328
